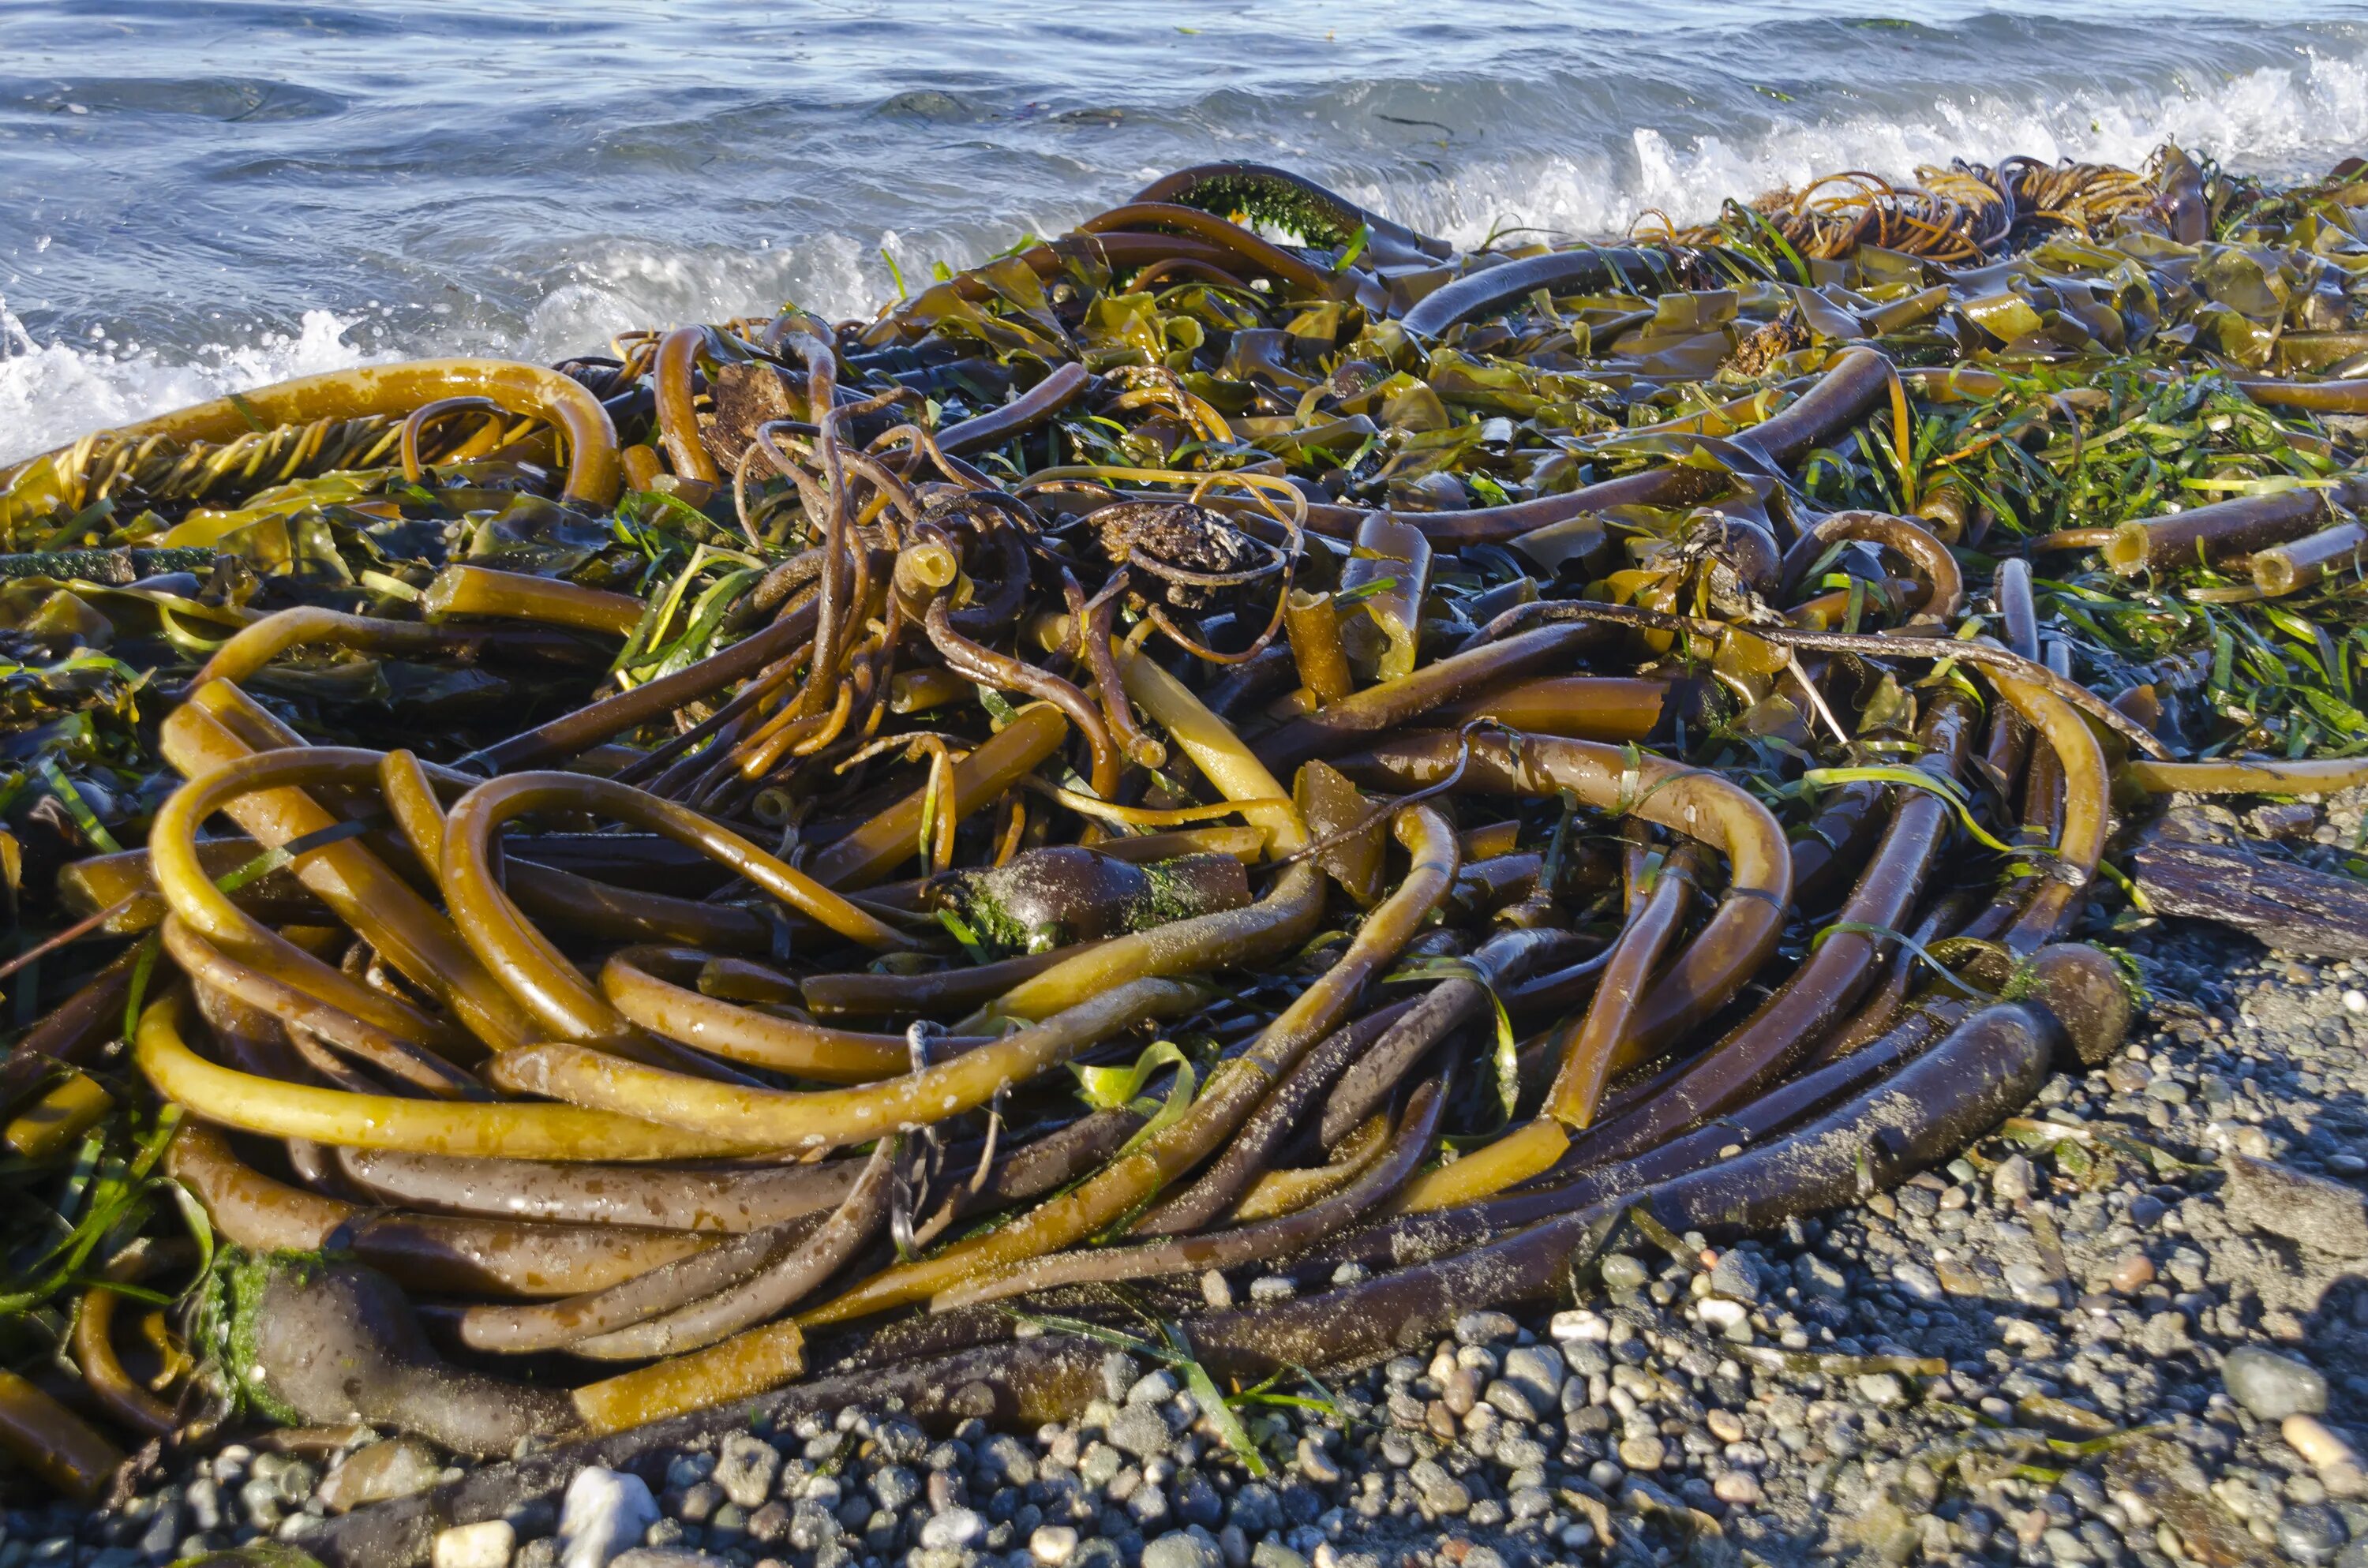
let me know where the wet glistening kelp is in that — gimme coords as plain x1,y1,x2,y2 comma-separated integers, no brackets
0,147,2359,1517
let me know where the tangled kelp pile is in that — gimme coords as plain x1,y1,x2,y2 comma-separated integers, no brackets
0,145,2362,1525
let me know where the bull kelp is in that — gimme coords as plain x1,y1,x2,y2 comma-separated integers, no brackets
0,147,2359,1514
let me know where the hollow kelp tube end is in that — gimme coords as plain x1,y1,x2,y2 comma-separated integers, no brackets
2015,942,2136,1068
2101,522,2153,575
236,1258,578,1457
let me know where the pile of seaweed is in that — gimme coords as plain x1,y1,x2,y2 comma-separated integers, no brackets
0,144,2358,1514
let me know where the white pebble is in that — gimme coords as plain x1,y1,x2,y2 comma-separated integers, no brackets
2285,1415,2368,1497
557,1468,657,1568
2344,990,2366,1014
1713,1472,1763,1506
1696,1298,1748,1332
1032,1524,1081,1565
921,1508,985,1550
1549,1308,1607,1343
432,1520,515,1568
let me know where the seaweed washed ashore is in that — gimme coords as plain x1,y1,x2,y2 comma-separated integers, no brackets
0,148,2362,1565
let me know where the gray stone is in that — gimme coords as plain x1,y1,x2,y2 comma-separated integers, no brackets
2224,1154,2368,1258
919,1509,983,1551
1249,1544,1307,1568
1141,1532,1222,1568
1708,1248,1764,1304
1500,1343,1564,1411
1794,1252,1849,1300
1175,1473,1222,1531
1454,1311,1517,1345
1110,1406,1173,1461
1127,1370,1180,1407
1992,1154,2037,1203
558,1469,659,1568
870,1466,920,1512
1600,1255,1650,1293
977,1433,1037,1488
2225,1346,2330,1420
2283,1504,2351,1566
712,1433,779,1510
1854,1373,1908,1407
1891,1263,1943,1303
319,1439,444,1514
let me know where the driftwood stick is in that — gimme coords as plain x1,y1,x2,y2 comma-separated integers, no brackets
2134,832,2368,958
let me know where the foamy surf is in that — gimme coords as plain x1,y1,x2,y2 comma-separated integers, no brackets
4,12,2366,466
0,305,381,466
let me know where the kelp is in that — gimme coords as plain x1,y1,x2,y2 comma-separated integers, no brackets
0,140,2355,1508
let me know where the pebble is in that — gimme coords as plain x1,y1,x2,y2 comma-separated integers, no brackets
1295,1438,1340,1485
1713,1473,1763,1507
2224,1345,2331,1420
1549,1308,1606,1342
2108,1250,2155,1292
433,1520,516,1568
1891,1261,1944,1301
1498,1344,1563,1409
558,1468,658,1568
1032,1524,1081,1565
2280,1503,2351,1565
1141,1531,1223,1568
317,1438,444,1514
1110,1406,1174,1460
920,1508,984,1549
2287,1416,2368,1497
1854,1373,1907,1407
1992,1154,2037,1203
1128,1370,1179,1406
1696,1297,1748,1332
1453,1311,1516,1345
711,1432,779,1510
1707,1248,1763,1304
1793,1252,1849,1300
2224,1153,2368,1258
1599,1254,1649,1293
1616,1435,1665,1472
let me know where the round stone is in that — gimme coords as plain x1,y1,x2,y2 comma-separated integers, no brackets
919,1507,984,1550
1617,1435,1665,1472
2224,1345,2330,1420
1854,1372,1908,1408
1032,1524,1081,1565
1713,1473,1763,1507
1698,1299,1748,1332
2279,1503,2349,1566
1599,1254,1650,1293
1141,1532,1223,1568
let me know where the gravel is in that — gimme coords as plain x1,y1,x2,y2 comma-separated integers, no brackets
36,859,2368,1568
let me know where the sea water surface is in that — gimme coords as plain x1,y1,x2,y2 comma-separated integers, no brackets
3,1,2366,462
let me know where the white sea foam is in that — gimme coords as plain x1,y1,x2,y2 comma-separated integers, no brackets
1356,45,2368,245
6,39,2367,467
0,304,379,464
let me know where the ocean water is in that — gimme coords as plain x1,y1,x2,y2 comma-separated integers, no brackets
2,1,2365,462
